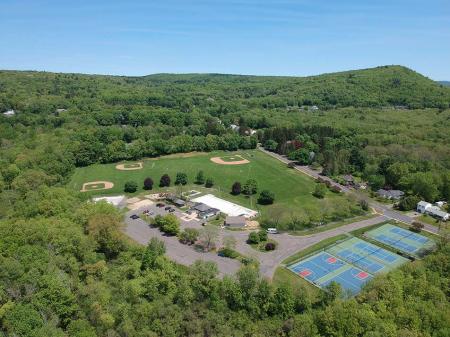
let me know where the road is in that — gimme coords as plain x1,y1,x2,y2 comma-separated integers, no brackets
258,147,439,235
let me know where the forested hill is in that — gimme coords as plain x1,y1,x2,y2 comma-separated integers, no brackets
1,65,450,111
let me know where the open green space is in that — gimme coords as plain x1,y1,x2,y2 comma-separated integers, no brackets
70,150,346,221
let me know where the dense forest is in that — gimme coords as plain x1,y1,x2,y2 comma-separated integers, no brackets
1,65,450,336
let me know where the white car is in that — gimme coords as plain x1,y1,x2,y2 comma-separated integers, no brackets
266,228,278,234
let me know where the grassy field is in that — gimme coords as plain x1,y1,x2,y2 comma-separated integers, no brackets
69,150,344,220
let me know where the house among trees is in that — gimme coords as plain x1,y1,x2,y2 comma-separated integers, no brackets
224,216,247,228
342,174,355,186
376,189,405,200
417,201,449,221
2,109,15,117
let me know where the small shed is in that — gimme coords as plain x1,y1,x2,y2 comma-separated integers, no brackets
225,216,246,228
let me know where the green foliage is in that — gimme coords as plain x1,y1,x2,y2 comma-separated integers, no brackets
258,189,275,205
231,181,241,195
178,228,199,245
124,180,138,193
248,231,260,244
159,173,171,187
175,172,188,185
243,179,258,195
313,183,327,199
143,177,154,190
141,237,166,270
205,177,214,188
195,170,205,184
398,195,421,211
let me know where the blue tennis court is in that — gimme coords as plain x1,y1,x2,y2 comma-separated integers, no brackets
326,237,408,274
288,252,346,283
320,267,373,294
365,224,436,257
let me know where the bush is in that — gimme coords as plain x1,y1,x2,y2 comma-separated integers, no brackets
205,178,214,188
258,230,268,242
265,242,276,251
248,231,260,244
159,174,171,187
359,199,369,211
411,221,424,233
124,181,138,193
195,170,205,184
143,177,153,190
179,228,199,244
313,183,327,198
258,190,275,205
175,172,188,185
287,162,296,169
231,182,241,195
161,214,180,236
330,185,342,193
243,179,258,195
398,195,421,211
219,247,239,259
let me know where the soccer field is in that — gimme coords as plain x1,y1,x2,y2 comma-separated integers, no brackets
69,149,344,221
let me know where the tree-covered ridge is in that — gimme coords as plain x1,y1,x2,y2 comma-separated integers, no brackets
1,65,450,112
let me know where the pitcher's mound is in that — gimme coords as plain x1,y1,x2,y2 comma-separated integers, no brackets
116,162,143,170
81,181,114,192
210,155,250,165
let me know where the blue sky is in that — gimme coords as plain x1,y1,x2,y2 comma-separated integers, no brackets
0,0,449,79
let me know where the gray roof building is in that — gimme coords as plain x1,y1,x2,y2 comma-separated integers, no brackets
225,216,246,228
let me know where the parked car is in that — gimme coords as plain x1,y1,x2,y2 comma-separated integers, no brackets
148,211,154,216
266,228,278,234
169,209,175,213
164,206,171,211
156,203,165,208
130,214,139,220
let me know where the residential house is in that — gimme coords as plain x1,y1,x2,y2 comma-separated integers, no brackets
417,201,449,221
417,201,432,213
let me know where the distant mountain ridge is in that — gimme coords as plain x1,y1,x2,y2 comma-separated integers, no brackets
439,81,450,87
1,65,450,110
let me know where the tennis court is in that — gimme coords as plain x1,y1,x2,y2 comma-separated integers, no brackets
287,251,373,295
326,237,408,274
365,224,435,257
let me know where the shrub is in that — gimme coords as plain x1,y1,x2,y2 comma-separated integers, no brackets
411,221,424,233
359,199,369,211
219,247,239,259
313,183,327,198
161,214,180,236
231,182,241,195
195,171,205,184
175,172,188,185
143,177,153,190
124,181,138,193
258,190,275,205
248,231,260,244
159,174,171,187
287,162,296,169
205,178,214,188
265,242,276,251
398,195,421,211
243,179,258,195
179,228,199,244
258,230,268,242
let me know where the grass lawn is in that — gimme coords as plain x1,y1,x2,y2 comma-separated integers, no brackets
69,150,345,221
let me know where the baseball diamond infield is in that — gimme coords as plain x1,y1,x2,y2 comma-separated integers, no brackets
81,181,114,192
115,162,143,170
210,154,250,165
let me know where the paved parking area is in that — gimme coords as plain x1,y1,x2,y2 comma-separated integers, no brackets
124,201,389,279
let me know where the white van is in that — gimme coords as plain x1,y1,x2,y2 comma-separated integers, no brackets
266,228,278,234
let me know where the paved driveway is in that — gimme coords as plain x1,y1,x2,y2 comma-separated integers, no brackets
124,204,388,279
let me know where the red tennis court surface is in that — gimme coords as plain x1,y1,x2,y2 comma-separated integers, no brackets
299,269,312,277
327,256,337,263
356,271,369,279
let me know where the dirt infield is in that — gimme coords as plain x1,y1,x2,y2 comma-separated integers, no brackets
210,155,250,165
80,181,114,192
115,162,143,171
